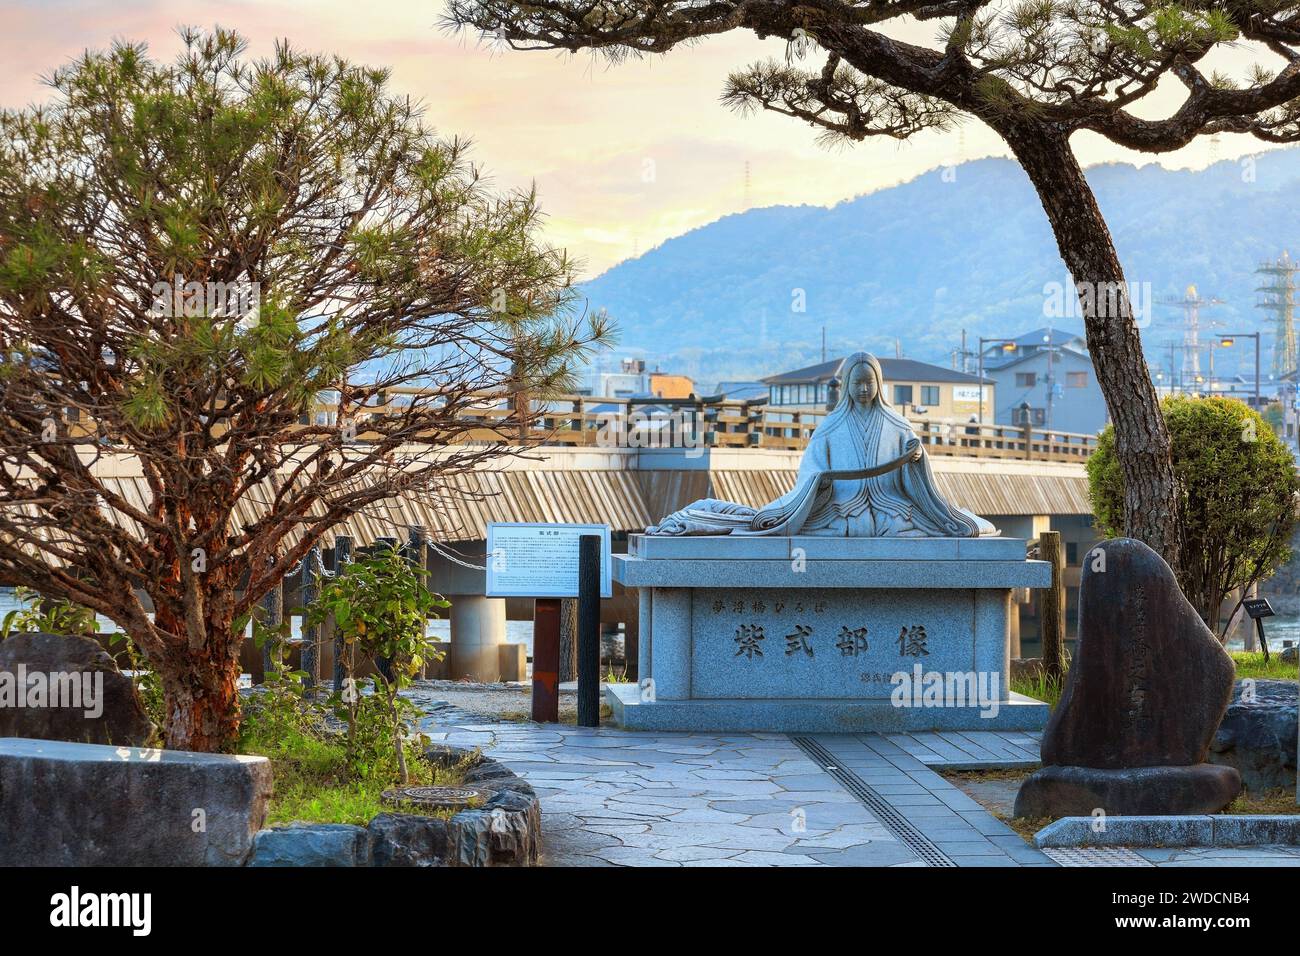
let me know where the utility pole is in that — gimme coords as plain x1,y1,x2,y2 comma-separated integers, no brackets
1158,285,1224,385
977,336,1018,424
1044,327,1056,431
1217,332,1262,410
1257,251,1297,379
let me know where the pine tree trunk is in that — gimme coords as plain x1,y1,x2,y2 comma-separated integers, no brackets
155,604,243,753
1002,124,1183,573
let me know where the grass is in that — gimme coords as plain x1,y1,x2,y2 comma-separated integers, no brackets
1010,671,1064,711
1224,787,1299,815
1009,650,1295,712
241,719,476,826
1229,651,1297,680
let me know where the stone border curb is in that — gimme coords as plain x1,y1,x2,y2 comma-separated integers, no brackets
247,745,540,866
1034,814,1300,848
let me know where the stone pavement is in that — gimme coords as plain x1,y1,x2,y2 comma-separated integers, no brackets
416,702,1300,868
422,707,1052,867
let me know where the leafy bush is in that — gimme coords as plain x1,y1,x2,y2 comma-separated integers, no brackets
238,620,444,823
1,586,100,637
304,547,448,783
1087,396,1299,634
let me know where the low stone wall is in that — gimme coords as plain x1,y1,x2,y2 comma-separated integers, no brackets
0,738,538,867
1035,815,1300,848
0,738,271,866
246,745,540,867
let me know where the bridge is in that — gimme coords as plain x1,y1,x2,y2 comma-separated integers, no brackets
54,394,1104,680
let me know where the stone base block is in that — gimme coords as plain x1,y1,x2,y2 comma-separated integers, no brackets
1014,763,1242,818
605,682,1049,733
498,643,527,682
0,737,271,866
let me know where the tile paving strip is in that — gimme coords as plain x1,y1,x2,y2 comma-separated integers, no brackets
791,735,956,867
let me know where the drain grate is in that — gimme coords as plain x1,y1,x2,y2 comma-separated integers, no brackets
791,735,955,868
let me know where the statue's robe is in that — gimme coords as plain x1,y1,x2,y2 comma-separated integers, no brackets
648,374,993,538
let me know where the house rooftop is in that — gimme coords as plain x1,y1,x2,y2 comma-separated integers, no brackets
1004,326,1087,348
762,356,989,386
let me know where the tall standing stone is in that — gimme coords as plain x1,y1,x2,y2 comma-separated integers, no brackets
1015,538,1242,817
0,632,153,746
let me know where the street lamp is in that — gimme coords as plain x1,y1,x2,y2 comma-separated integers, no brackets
1217,332,1261,409
976,337,1018,424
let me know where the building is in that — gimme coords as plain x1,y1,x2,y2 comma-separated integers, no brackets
713,380,769,403
648,371,695,400
979,327,1108,435
762,356,992,420
578,358,695,400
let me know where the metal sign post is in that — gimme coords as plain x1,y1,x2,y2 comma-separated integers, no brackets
1243,596,1276,664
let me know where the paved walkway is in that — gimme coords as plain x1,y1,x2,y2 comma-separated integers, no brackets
417,701,1300,868
423,709,1051,866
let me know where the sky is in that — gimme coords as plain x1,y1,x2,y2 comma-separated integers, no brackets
0,0,1289,278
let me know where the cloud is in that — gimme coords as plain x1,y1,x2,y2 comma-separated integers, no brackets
0,0,1287,273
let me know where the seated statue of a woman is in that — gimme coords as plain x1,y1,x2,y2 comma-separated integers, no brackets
648,352,996,537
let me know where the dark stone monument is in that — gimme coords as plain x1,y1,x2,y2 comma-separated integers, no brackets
0,631,153,746
1015,538,1242,817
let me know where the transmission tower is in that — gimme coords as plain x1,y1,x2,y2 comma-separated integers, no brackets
1257,251,1298,378
1157,285,1224,383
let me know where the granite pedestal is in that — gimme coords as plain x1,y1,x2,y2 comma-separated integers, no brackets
608,535,1051,733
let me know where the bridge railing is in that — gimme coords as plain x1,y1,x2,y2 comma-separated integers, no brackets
313,390,1098,463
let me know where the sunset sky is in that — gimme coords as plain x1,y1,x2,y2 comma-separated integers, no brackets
0,0,1287,278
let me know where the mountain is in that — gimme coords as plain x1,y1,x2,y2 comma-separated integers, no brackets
577,149,1300,390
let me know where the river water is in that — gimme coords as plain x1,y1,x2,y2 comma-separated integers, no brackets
0,589,538,655
5,589,1294,661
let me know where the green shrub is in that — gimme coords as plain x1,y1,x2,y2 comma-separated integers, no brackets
304,548,448,784
1087,396,1299,635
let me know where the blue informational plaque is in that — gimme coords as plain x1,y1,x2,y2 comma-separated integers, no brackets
485,522,612,598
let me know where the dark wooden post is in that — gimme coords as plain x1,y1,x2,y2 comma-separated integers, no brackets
300,547,321,691
1039,531,1066,685
373,536,400,683
259,555,283,682
332,535,353,692
532,597,561,722
577,534,602,727
403,525,429,677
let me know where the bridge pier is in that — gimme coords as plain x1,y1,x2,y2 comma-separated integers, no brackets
446,594,508,682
